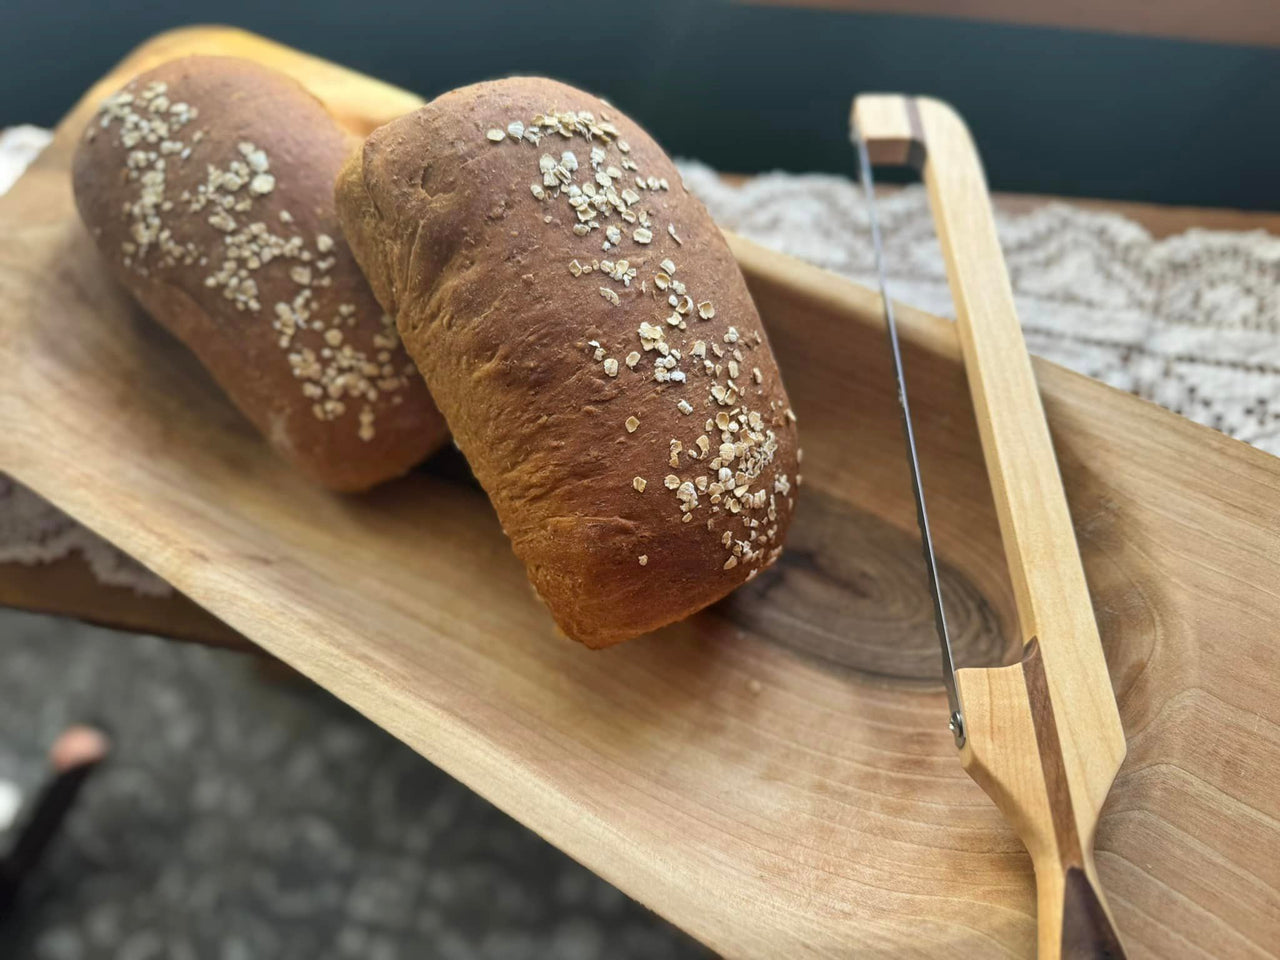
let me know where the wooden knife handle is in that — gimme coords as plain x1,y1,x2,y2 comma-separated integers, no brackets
1035,860,1128,960
1057,866,1127,959
957,642,1126,959
851,93,1130,959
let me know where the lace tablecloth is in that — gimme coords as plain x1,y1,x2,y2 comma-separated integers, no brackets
3,129,1278,599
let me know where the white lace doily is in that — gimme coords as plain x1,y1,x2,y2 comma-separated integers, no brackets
2,131,1276,598
680,163,1280,454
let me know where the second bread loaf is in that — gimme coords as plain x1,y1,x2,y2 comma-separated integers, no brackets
72,56,448,491
337,77,801,646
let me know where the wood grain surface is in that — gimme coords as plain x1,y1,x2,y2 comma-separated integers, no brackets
0,553,248,651
1,26,1278,959
745,0,1280,48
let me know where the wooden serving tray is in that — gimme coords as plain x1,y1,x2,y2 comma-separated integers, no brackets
2,27,1277,959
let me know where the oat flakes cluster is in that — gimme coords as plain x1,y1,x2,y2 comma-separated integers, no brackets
88,78,416,442
486,108,800,576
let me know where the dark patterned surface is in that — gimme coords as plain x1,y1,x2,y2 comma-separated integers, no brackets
0,609,711,960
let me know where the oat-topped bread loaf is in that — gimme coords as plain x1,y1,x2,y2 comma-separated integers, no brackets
336,77,801,646
72,56,447,491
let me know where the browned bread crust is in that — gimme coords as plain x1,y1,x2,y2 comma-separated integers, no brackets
336,77,801,646
72,56,448,491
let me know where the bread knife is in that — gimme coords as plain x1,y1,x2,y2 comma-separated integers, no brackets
851,95,1128,960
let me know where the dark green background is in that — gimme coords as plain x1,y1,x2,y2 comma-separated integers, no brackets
4,0,1277,209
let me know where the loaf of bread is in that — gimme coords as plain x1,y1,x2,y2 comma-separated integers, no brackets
72,56,447,491
336,78,801,646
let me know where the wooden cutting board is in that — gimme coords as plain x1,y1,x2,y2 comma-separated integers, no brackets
2,26,1277,959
